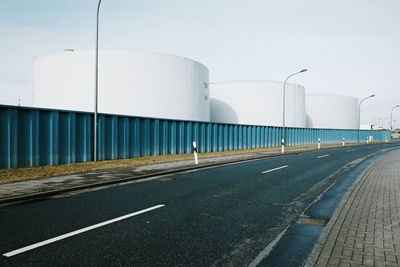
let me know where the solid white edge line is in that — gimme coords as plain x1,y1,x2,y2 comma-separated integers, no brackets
3,204,165,257
248,225,290,267
317,154,330,159
262,165,288,174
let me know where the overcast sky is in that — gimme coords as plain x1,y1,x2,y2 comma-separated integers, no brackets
1,0,400,127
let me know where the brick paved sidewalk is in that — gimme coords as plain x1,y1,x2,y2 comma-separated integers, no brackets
314,149,400,266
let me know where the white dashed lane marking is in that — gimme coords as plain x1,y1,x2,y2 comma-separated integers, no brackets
3,204,165,257
262,165,288,174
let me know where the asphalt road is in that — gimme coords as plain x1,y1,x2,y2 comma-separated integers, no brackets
1,143,399,266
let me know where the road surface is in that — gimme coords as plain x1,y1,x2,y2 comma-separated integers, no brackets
1,143,398,266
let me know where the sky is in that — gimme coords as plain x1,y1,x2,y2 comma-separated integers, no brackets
1,0,400,128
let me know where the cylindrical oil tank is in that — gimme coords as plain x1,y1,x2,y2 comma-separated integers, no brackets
33,49,210,121
306,94,359,129
210,80,306,127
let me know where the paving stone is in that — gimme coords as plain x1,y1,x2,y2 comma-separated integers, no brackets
363,258,374,266
351,252,363,262
328,256,341,265
342,249,353,257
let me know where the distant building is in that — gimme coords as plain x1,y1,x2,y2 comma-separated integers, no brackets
372,125,384,130
391,129,400,139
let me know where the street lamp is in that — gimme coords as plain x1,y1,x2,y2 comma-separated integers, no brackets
358,94,375,143
281,69,307,154
94,0,102,162
391,105,400,130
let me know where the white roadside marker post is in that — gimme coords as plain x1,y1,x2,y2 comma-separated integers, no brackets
342,137,345,147
318,138,321,150
281,138,285,154
386,136,388,143
192,141,199,165
366,137,369,144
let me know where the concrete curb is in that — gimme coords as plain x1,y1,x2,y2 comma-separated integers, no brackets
0,143,389,205
1,148,311,205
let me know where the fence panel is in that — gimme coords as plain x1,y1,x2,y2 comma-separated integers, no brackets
0,105,391,169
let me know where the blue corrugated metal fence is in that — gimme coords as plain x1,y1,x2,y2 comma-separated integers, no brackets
0,105,391,169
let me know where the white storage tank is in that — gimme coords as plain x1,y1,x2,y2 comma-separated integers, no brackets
306,94,359,129
33,49,210,121
210,80,306,127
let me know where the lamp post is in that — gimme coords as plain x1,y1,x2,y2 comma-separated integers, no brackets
358,94,375,143
391,105,400,130
94,0,102,162
281,69,307,154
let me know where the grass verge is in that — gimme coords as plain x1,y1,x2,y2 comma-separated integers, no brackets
0,143,359,184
